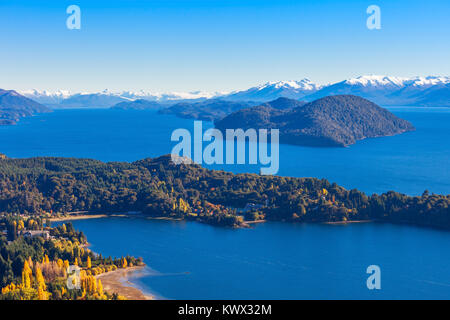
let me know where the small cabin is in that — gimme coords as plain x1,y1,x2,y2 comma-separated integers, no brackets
23,230,50,240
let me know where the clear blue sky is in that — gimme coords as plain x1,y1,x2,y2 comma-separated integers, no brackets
0,0,449,92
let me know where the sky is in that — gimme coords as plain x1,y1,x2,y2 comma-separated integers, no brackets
0,0,449,93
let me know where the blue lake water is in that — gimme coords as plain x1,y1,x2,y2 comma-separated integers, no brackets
59,217,450,299
2,107,450,299
0,107,449,195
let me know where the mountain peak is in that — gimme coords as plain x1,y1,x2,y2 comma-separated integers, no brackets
345,75,409,87
258,79,319,91
344,75,450,88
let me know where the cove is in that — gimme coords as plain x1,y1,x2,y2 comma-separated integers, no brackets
57,217,450,299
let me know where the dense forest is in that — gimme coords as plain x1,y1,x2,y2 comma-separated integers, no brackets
0,216,143,300
0,154,449,229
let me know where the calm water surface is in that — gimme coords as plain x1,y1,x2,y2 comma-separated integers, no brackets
2,107,449,298
60,217,450,299
0,107,449,195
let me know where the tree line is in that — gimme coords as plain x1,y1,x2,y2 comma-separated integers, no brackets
0,154,448,229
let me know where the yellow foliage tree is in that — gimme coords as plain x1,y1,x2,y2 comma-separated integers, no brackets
21,261,32,289
97,279,103,296
35,266,46,291
1,283,16,294
37,285,49,300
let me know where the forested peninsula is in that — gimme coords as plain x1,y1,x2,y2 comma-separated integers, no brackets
0,154,448,230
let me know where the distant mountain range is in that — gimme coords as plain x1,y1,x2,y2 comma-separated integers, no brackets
215,95,415,147
21,89,220,108
221,75,450,107
222,79,320,102
158,99,258,121
0,89,51,125
156,97,308,121
20,75,450,108
302,76,450,107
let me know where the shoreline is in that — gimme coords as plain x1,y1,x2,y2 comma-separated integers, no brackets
323,220,373,225
49,214,108,222
146,216,183,221
49,212,147,222
96,266,154,300
241,219,267,228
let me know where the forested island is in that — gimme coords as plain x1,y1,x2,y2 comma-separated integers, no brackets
0,154,448,230
215,95,415,147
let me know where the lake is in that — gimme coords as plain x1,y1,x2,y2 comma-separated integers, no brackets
2,106,450,299
58,217,450,299
0,107,449,195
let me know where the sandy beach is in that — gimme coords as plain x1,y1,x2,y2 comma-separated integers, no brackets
49,214,108,222
50,212,149,222
96,266,153,300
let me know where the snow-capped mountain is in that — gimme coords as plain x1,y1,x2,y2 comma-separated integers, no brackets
344,75,409,87
20,89,72,105
18,75,450,108
221,79,322,102
117,90,222,102
20,89,222,108
218,75,449,106
343,75,450,88
303,75,450,106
